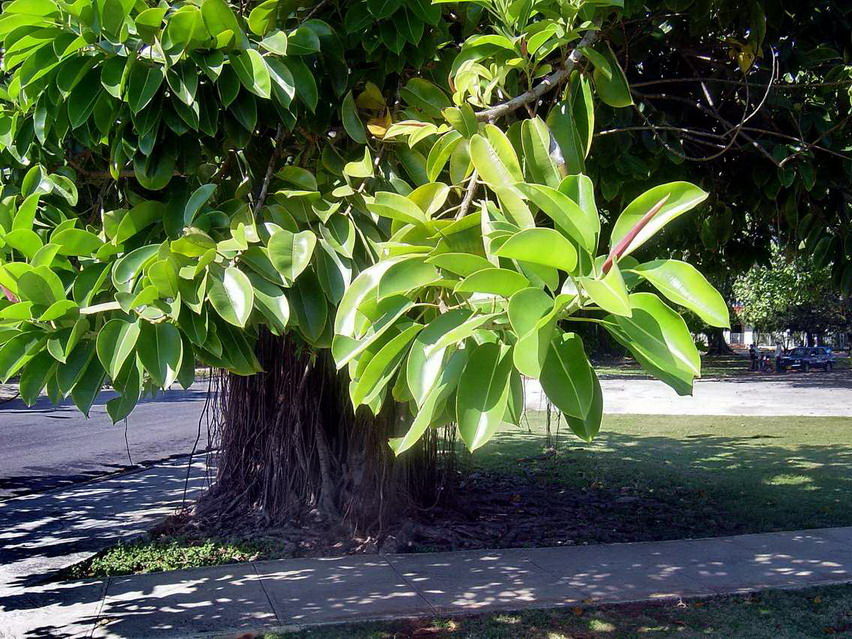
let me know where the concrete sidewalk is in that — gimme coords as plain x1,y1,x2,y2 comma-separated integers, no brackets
0,458,209,639
3,526,851,638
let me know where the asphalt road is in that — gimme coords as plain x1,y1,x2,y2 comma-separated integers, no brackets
0,384,211,498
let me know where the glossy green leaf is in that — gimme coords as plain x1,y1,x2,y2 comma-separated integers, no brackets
341,91,366,144
540,332,595,421
630,259,730,328
581,262,631,317
605,292,701,396
19,350,56,406
208,266,254,327
391,348,467,455
521,117,560,188
96,319,140,379
230,49,271,99
514,183,599,254
378,259,440,299
456,342,513,451
495,228,578,273
610,182,709,257
126,63,165,113
137,321,182,388
470,128,523,186
454,267,529,297
590,43,633,108
351,323,422,406
268,229,316,282
406,309,472,406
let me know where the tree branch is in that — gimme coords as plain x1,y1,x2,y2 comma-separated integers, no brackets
475,29,599,122
253,125,285,215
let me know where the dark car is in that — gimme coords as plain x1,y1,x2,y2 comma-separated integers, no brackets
779,346,835,372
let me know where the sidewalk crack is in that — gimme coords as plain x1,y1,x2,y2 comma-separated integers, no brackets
88,576,110,639
254,562,283,627
381,553,439,616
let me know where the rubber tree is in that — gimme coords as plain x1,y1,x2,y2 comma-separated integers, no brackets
0,0,729,530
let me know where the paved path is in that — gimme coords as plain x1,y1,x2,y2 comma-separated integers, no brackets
2,526,851,638
0,385,210,498
0,459,208,638
526,373,852,416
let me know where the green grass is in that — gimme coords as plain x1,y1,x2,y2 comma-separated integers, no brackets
594,354,850,379
266,583,852,638
64,413,852,578
480,413,852,536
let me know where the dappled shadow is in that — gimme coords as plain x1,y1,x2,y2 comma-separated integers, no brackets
461,419,852,546
6,530,852,637
0,460,209,602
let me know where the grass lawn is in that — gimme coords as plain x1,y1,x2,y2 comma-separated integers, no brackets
594,353,850,379
473,412,852,538
267,583,852,638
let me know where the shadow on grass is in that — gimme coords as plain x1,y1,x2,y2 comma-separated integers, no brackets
477,415,852,537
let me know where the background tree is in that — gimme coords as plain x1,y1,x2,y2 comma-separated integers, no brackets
734,247,851,345
0,0,729,534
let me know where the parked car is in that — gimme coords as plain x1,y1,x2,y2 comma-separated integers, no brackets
778,347,835,372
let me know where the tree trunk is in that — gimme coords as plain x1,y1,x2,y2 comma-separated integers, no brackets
196,330,452,536
704,327,734,355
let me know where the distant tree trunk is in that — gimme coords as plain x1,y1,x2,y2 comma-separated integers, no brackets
704,327,734,355
197,330,450,535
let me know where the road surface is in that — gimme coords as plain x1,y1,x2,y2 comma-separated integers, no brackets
527,371,852,416
0,384,210,498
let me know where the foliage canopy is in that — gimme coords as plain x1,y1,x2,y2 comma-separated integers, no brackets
0,0,729,450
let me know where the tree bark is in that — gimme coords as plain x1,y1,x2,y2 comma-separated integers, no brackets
704,327,734,355
196,330,450,535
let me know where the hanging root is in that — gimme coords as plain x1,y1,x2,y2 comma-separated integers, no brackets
195,331,455,536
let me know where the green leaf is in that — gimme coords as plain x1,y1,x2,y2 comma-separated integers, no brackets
51,228,103,256
367,192,429,226
260,30,288,55
246,273,290,333
426,252,493,277
495,228,578,273
378,259,440,299
605,292,701,396
590,43,633,108
126,63,165,113
581,261,631,317
19,350,56,406
399,78,449,118
96,319,140,379
470,127,523,186
115,201,163,244
563,369,602,442
112,245,160,290
208,266,254,327
427,311,500,354
17,266,64,306
609,182,709,257
268,229,317,282
230,49,271,98
351,323,422,406
341,91,366,144
248,0,278,36
508,287,556,378
456,342,513,451
0,331,45,383
67,70,102,128
391,348,467,455
454,267,529,297
201,0,247,48
107,359,142,423
70,356,106,416
520,117,560,188
406,309,471,406
540,332,595,421
514,183,599,254
290,272,328,343
630,259,729,328
56,339,95,394
137,321,182,388
426,131,463,182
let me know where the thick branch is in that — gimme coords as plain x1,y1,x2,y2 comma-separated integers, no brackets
475,30,598,122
